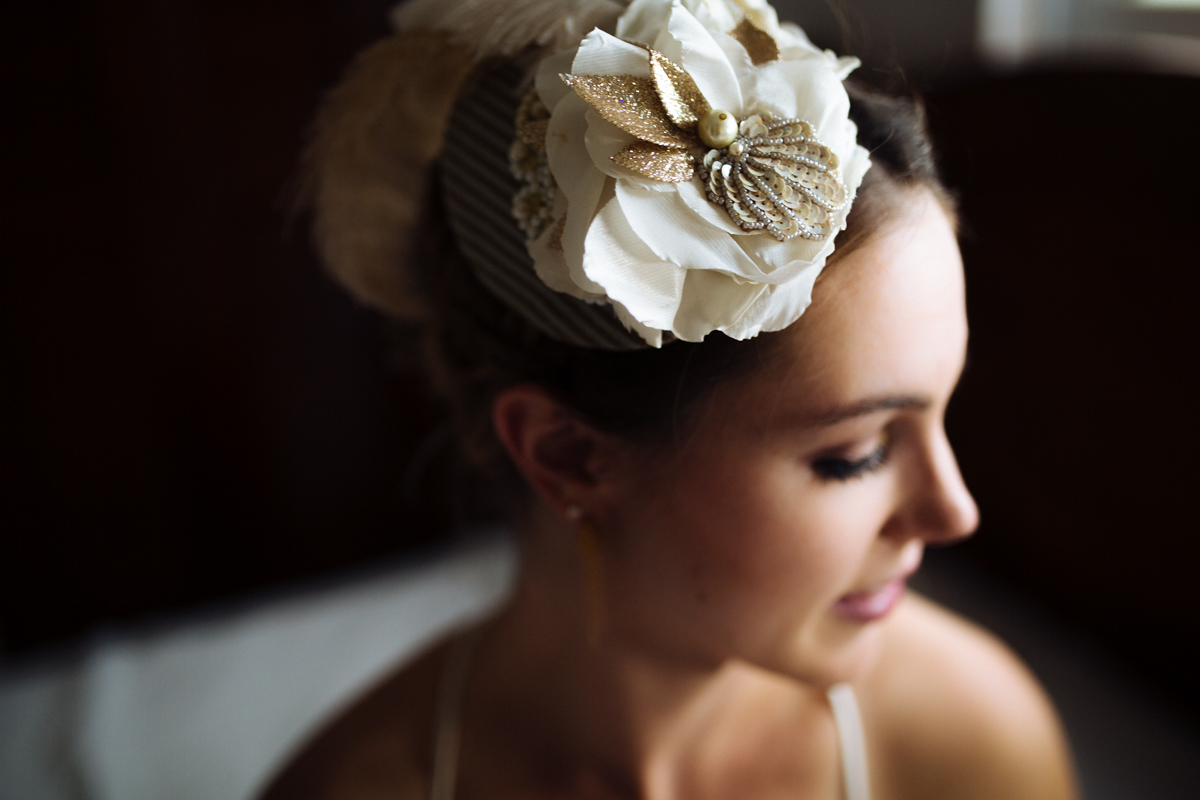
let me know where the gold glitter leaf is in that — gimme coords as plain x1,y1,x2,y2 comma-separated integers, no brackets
731,18,780,65
613,141,695,182
647,49,711,129
561,73,698,150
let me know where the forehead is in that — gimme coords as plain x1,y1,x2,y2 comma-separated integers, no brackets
723,192,967,417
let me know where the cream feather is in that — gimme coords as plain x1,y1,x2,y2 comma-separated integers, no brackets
302,32,475,321
391,0,627,61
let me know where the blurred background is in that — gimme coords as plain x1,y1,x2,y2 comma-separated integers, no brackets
2,0,1199,795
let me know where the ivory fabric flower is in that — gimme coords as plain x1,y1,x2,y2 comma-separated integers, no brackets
523,0,871,347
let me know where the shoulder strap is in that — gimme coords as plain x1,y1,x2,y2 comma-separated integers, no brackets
430,630,481,800
827,683,872,800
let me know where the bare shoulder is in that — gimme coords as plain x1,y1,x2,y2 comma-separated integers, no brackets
859,591,1078,800
255,640,448,800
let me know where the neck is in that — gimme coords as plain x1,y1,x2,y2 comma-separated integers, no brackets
463,505,831,798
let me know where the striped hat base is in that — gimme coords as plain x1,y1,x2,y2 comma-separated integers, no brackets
440,62,650,351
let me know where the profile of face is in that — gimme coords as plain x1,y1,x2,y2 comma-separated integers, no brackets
583,189,979,686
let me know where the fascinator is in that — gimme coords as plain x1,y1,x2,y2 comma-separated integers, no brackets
315,0,871,349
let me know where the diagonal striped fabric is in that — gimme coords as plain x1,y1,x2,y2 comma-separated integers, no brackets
440,62,649,351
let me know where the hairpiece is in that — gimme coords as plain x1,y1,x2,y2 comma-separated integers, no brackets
560,45,849,243
405,0,871,348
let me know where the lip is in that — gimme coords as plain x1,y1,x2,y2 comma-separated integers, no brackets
832,576,910,623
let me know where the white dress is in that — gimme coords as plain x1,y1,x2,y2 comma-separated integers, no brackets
0,534,516,800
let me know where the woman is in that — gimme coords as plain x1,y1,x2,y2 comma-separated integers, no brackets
263,0,1078,797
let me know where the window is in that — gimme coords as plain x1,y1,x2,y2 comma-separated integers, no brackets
1132,0,1200,8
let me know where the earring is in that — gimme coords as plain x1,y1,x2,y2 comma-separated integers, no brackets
575,517,606,648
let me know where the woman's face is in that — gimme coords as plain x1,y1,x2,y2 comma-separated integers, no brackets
596,190,978,685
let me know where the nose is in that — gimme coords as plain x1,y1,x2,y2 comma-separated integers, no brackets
888,428,979,546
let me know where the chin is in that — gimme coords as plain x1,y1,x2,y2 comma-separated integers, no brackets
772,613,891,688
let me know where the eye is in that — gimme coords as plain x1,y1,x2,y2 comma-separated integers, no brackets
811,441,890,482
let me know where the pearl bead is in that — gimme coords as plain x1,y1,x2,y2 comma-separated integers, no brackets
698,109,738,149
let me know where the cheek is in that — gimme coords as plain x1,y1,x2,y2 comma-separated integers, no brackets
608,448,884,657
673,464,866,602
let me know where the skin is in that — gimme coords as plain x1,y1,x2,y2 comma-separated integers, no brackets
259,189,1078,800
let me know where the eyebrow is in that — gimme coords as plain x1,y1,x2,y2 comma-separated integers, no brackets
801,395,932,428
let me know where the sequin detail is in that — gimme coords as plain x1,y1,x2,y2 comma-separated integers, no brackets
699,114,847,242
509,91,557,241
515,88,550,150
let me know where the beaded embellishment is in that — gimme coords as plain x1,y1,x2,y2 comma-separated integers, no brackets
699,114,847,242
509,89,561,245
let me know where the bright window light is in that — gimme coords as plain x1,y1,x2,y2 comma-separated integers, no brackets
1133,0,1200,8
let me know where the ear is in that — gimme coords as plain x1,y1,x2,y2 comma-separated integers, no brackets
492,384,620,520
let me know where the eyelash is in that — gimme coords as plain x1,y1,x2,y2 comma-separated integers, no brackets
811,441,890,482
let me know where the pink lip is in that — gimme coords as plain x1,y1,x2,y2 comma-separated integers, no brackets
833,578,908,622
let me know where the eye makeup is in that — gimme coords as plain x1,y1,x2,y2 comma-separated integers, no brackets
811,439,890,482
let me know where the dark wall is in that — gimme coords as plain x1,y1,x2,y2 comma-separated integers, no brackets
777,0,979,85
927,70,1200,711
2,0,1197,719
0,0,445,653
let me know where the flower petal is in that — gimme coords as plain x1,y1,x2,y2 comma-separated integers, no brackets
678,0,738,33
611,299,665,347
743,55,849,126
572,28,652,78
630,179,842,288
657,5,742,113
736,0,783,37
717,263,822,340
775,20,828,58
583,195,686,333
675,178,749,235
536,49,579,110
530,194,606,302
671,268,768,342
616,0,673,45
832,55,861,81
616,180,771,281
614,179,830,286
545,92,610,295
